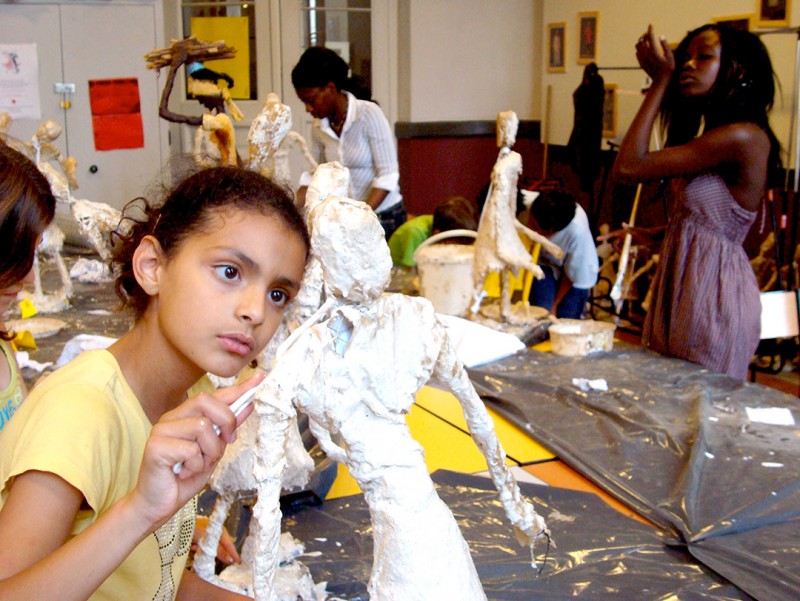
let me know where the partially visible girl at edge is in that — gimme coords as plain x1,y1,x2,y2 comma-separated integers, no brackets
612,24,781,380
0,166,310,600
0,143,56,432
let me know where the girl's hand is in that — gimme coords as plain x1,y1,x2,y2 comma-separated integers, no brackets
635,25,675,83
127,373,263,530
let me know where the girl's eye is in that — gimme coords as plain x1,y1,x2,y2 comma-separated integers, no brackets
215,265,240,281
269,289,290,307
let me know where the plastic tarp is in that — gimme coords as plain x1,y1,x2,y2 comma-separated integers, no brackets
282,470,753,600
467,345,800,601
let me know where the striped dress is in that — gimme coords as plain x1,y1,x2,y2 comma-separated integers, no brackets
643,173,760,381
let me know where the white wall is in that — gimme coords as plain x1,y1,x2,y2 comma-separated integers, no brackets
398,0,542,122
541,0,799,157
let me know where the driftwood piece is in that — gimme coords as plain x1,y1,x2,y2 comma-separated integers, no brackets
144,36,237,71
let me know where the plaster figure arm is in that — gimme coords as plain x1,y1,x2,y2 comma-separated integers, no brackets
515,221,564,260
429,326,549,560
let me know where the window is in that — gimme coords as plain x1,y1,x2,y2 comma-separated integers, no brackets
180,0,257,100
302,1,372,97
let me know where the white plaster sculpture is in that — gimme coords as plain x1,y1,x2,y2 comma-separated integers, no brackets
247,93,318,190
471,111,563,325
194,163,351,598
195,112,238,168
21,223,72,313
250,196,549,601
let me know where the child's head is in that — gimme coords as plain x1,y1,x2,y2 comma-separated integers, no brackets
432,196,477,234
112,167,310,322
529,189,576,235
662,24,780,169
0,144,56,334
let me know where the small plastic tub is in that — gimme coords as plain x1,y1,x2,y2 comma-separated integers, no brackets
548,319,616,356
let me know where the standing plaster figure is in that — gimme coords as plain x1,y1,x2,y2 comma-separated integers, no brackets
247,93,318,191
471,112,563,325
193,162,351,597
250,196,548,601
148,38,242,167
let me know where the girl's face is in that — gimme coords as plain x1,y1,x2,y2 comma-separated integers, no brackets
152,208,307,378
0,267,34,319
679,29,722,97
295,82,338,120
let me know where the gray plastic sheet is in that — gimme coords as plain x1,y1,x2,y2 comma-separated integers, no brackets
282,470,753,600
467,345,800,601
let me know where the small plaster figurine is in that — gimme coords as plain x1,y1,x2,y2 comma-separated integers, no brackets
471,111,563,325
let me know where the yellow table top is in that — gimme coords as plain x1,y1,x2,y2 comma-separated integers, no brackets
413,385,555,464
325,400,518,499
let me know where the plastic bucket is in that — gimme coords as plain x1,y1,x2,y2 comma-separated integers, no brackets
413,229,477,316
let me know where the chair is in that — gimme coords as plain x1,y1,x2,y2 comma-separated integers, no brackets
749,290,800,388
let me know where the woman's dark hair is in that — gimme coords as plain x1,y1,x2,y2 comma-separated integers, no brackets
661,24,782,175
291,46,373,100
111,166,310,321
530,189,576,233
0,143,56,340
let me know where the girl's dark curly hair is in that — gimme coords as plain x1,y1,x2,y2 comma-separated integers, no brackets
111,166,309,321
0,143,56,340
660,24,782,178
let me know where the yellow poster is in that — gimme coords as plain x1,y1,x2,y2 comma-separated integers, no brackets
190,16,250,99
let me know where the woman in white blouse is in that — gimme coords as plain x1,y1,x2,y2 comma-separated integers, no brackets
292,46,406,239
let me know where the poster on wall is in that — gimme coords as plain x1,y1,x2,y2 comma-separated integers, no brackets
88,78,144,151
190,16,250,99
0,43,41,120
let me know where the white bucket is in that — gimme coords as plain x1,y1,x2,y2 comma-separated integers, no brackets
413,229,477,316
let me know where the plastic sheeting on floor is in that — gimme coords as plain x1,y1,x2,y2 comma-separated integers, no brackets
283,470,752,600
467,345,800,601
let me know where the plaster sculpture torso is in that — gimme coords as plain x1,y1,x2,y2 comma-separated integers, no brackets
250,196,548,601
643,173,760,380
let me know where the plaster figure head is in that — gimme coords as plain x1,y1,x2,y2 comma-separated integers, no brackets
35,120,63,144
310,196,392,303
496,110,519,149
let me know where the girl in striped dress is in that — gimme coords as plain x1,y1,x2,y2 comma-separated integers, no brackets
613,24,781,380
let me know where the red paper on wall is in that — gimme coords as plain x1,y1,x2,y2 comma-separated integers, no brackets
88,78,144,151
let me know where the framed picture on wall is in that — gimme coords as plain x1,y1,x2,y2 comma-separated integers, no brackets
711,14,753,31
578,11,598,64
757,0,791,26
602,83,617,138
547,22,566,73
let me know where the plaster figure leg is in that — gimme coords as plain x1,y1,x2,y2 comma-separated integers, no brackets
252,400,294,601
193,494,233,582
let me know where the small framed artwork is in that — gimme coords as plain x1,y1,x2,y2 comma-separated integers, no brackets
757,0,791,27
547,22,566,73
712,14,753,31
602,84,617,138
578,11,598,64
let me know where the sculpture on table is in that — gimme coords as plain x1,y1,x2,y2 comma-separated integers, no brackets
249,195,549,601
146,37,242,167
246,92,318,190
471,110,563,325
193,163,351,599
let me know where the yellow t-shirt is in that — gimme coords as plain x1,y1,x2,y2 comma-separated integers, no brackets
0,339,24,433
0,350,195,600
